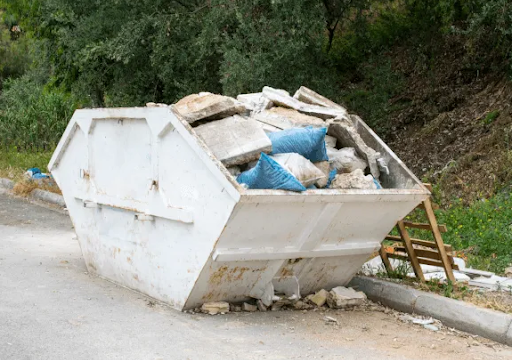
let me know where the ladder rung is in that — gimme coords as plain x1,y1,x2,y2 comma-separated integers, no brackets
386,252,459,271
402,221,447,233
394,247,454,262
384,235,453,251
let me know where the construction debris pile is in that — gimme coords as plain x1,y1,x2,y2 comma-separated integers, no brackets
151,86,390,191
197,286,367,315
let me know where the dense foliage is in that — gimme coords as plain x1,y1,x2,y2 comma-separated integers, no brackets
0,0,511,147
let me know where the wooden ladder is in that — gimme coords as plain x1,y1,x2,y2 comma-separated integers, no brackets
379,184,457,283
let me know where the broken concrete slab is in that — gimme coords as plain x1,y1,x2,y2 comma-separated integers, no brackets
293,86,346,111
201,301,230,315
331,169,377,190
173,93,246,124
259,122,281,133
243,302,258,312
194,115,272,167
236,93,262,112
328,122,381,179
310,289,329,307
327,286,367,309
262,86,347,120
237,93,273,113
252,107,325,130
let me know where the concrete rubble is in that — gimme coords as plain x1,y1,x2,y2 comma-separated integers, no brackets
197,284,368,316
327,286,367,308
242,302,258,312
194,115,272,167
237,92,273,113
309,289,329,307
327,147,367,174
168,85,397,190
173,93,246,124
252,108,325,129
201,301,230,315
293,86,346,110
262,86,348,120
331,169,377,190
328,122,381,179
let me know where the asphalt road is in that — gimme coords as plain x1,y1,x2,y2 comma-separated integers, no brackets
1,192,511,360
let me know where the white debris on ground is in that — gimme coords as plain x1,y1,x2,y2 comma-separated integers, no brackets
361,255,512,291
196,285,448,334
199,285,367,315
150,85,392,191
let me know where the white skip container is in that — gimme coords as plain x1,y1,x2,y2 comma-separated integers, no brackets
49,107,429,310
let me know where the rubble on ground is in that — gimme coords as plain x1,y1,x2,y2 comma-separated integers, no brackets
162,85,394,191
201,301,230,315
327,286,367,308
198,285,370,315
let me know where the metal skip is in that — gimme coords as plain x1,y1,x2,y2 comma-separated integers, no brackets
49,107,429,311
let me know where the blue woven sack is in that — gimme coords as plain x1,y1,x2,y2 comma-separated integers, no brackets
267,127,328,162
237,153,306,192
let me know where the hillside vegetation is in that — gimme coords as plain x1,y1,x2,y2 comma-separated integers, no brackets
1,0,511,272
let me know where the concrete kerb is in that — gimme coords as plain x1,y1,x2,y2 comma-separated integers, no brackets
30,189,66,207
349,276,512,346
0,178,14,190
0,177,65,208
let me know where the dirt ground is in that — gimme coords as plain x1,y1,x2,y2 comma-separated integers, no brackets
381,35,512,204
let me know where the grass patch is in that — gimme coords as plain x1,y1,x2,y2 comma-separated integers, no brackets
482,110,500,125
395,190,512,274
436,193,512,274
0,148,53,182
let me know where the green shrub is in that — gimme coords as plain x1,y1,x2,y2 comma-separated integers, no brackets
0,73,79,149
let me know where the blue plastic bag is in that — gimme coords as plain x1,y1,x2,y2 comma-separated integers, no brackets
33,173,50,179
237,153,306,192
268,127,328,162
325,169,337,188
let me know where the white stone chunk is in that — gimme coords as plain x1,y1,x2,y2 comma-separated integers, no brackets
293,86,346,111
194,115,272,167
173,93,246,123
331,169,377,190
